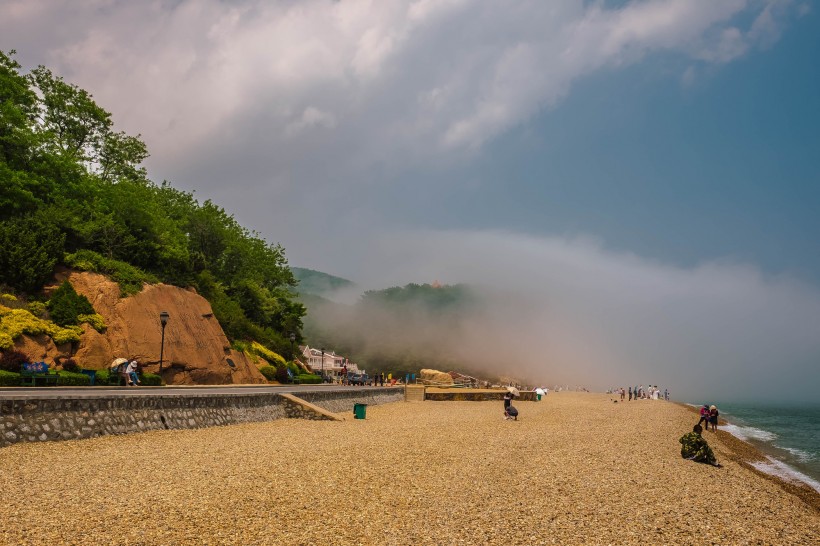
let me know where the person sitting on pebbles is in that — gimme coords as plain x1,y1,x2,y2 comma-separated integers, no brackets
679,424,720,467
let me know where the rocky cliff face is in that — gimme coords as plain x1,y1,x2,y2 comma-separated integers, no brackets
20,270,266,385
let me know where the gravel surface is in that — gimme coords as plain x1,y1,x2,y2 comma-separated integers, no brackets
1,392,818,545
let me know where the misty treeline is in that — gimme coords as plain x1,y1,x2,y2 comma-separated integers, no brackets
301,282,488,378
0,51,304,356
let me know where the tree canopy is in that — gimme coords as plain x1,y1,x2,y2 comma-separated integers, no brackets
0,51,304,356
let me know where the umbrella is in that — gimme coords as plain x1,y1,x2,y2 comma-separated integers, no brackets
110,357,128,369
506,386,520,397
535,388,545,396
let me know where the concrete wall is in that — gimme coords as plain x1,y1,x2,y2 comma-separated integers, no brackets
0,388,404,448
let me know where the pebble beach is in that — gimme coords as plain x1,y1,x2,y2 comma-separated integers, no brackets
1,392,818,545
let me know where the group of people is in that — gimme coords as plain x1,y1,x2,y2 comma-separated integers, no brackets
697,404,720,432
624,385,668,401
679,403,722,467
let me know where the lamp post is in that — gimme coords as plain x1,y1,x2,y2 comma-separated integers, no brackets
321,347,325,382
289,332,296,360
159,311,170,375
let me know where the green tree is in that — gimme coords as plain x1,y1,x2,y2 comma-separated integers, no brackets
47,280,94,326
0,212,65,293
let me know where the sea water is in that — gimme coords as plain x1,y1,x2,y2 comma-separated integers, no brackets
700,403,820,493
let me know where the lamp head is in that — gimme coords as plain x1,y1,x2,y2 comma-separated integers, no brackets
160,311,170,327
289,333,296,343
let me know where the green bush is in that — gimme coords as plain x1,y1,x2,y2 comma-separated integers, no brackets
259,365,277,381
56,371,91,386
141,372,162,386
296,373,321,384
64,250,157,296
47,281,95,326
0,369,21,386
286,361,300,376
95,368,111,384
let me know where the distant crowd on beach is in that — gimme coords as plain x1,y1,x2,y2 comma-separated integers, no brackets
609,385,670,401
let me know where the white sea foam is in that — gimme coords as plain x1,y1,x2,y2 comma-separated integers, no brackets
750,456,820,494
775,445,816,464
722,423,778,443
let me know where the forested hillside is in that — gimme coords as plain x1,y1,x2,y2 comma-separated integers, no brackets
0,51,304,357
291,267,355,298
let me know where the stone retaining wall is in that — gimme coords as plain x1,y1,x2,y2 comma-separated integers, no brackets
0,388,405,448
423,390,538,402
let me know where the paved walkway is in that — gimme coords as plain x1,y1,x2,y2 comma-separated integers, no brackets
0,384,394,400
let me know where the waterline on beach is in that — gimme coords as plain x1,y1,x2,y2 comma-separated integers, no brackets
750,457,820,494
705,403,820,492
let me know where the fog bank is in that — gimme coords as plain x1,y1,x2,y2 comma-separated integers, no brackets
324,229,820,404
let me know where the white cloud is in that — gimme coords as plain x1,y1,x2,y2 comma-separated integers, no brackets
0,0,800,185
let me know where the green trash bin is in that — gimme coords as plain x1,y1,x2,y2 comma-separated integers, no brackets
353,403,367,419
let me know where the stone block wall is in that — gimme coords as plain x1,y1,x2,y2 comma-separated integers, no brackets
0,389,405,449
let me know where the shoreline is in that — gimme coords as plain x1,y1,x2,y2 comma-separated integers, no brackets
678,402,820,511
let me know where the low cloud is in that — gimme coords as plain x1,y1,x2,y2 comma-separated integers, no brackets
330,229,820,404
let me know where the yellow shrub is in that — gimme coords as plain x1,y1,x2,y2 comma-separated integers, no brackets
27,301,47,318
250,342,286,365
0,308,84,345
78,313,107,332
0,294,17,302
52,326,83,345
0,309,51,338
0,331,12,350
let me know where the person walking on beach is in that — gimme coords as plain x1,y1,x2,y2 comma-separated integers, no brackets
628,386,632,401
709,405,719,432
679,424,720,466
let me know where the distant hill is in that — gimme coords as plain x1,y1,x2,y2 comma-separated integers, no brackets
292,267,356,297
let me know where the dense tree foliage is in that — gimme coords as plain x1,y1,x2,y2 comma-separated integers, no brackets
0,51,304,355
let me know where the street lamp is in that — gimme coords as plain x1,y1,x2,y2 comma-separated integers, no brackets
321,347,325,382
159,311,170,375
289,332,296,359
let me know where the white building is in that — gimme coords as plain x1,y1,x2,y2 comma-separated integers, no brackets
300,346,363,381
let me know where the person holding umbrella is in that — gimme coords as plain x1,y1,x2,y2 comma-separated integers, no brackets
504,386,519,420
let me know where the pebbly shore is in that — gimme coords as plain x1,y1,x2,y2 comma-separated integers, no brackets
0,392,817,545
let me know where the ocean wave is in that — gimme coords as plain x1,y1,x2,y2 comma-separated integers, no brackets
750,456,820,494
722,423,778,442
774,445,817,463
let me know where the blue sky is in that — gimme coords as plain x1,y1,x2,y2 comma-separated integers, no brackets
373,10,820,280
2,1,819,398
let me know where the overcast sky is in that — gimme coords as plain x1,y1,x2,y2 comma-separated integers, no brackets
3,0,819,400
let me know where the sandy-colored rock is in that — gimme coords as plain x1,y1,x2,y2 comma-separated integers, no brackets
12,334,70,365
42,270,267,385
419,368,454,385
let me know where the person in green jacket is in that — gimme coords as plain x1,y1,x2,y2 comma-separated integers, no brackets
679,425,720,466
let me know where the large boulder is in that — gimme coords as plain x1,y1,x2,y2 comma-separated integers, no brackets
419,368,454,386
47,270,266,385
